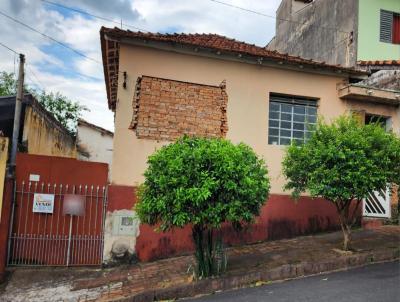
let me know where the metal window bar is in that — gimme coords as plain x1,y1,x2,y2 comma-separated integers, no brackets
268,97,317,145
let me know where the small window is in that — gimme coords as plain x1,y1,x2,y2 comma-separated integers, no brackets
380,10,400,44
268,94,317,145
365,114,391,131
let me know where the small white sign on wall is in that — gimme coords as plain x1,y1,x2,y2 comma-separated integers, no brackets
32,193,55,214
29,174,40,182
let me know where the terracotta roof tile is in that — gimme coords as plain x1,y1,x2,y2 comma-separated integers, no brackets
357,60,400,66
102,27,350,67
100,27,367,110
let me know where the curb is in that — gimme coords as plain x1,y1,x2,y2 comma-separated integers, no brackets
115,249,399,302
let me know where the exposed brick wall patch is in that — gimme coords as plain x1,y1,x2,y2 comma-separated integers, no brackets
130,76,228,141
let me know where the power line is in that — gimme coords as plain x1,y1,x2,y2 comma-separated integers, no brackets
0,41,19,54
26,64,46,90
0,9,100,64
0,19,103,83
0,44,101,100
41,0,149,32
26,74,45,93
0,9,127,80
208,0,350,34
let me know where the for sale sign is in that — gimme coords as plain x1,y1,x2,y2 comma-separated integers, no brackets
32,193,55,214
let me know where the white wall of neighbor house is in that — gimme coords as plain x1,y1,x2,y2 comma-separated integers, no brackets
77,123,113,178
111,44,399,194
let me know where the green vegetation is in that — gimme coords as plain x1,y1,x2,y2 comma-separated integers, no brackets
0,71,87,134
283,116,400,250
136,136,270,278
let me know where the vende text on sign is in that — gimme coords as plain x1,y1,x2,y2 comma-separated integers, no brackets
32,193,55,214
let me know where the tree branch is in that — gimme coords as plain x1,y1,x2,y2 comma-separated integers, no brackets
349,198,362,227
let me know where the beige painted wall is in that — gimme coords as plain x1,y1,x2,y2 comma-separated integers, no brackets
22,107,77,158
111,44,399,194
0,137,8,222
77,124,113,178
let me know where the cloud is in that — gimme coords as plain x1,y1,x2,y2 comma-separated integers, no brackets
61,0,140,22
0,0,281,131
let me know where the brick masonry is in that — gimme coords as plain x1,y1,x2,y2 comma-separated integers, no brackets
130,76,228,141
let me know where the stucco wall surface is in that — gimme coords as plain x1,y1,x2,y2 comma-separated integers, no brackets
77,123,113,177
22,107,76,158
112,44,362,193
0,137,8,222
358,0,400,61
268,0,357,66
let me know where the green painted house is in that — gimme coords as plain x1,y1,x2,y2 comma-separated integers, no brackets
358,0,400,61
268,0,400,67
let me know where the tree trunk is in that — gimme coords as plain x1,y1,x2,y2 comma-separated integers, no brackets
342,224,352,251
338,210,352,251
192,226,227,278
193,225,216,278
192,225,207,277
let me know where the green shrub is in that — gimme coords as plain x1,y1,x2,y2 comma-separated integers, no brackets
283,116,400,250
136,136,270,277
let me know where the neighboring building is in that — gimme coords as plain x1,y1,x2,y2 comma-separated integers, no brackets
77,119,113,177
267,0,400,67
100,27,400,261
0,94,76,158
357,60,400,91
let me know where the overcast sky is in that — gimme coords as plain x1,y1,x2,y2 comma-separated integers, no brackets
0,0,281,131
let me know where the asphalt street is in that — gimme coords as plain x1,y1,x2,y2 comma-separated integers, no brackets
188,261,400,302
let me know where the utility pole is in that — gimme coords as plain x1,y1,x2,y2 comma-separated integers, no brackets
8,53,25,178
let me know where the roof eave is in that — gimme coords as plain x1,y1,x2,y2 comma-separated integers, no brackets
115,35,368,79
100,27,113,110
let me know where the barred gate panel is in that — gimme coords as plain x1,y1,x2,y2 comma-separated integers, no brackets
7,182,107,266
362,187,391,219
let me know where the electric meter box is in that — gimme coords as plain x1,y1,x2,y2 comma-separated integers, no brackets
112,213,136,235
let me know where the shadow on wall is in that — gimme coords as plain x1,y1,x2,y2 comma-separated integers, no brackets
133,195,346,262
267,216,339,241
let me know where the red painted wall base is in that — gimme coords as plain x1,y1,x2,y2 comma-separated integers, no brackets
108,186,342,262
0,178,14,282
362,218,384,230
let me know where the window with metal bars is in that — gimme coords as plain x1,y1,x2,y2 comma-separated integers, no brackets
380,9,400,44
268,94,317,145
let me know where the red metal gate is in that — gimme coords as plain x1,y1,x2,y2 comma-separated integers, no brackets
6,153,109,267
7,181,107,266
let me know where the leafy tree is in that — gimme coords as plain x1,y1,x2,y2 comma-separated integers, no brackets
0,71,87,134
282,116,400,250
0,71,18,95
36,91,87,134
136,136,270,277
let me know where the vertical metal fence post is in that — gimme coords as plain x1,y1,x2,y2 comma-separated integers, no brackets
66,215,73,266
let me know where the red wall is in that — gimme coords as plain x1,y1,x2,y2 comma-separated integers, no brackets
0,178,13,281
3,153,109,267
15,153,108,185
108,185,341,262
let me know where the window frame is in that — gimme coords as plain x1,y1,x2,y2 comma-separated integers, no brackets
380,9,400,44
365,113,392,132
268,94,318,146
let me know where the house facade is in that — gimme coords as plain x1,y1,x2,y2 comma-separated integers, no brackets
267,0,400,67
0,94,77,158
77,119,113,177
100,27,400,262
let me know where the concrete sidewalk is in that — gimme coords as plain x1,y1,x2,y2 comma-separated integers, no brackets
0,226,399,302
